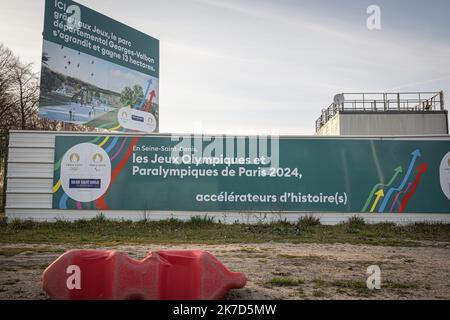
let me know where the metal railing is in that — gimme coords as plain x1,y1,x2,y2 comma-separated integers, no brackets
315,91,445,133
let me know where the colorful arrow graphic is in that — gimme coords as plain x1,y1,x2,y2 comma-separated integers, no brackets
361,166,402,212
370,189,384,213
134,79,152,109
398,163,427,213
378,149,421,213
144,90,156,112
95,136,140,210
389,182,412,213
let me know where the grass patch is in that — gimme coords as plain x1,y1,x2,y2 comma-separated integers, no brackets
384,280,419,292
311,278,418,296
277,254,324,263
1,279,20,286
312,278,374,296
187,215,216,226
0,248,31,257
313,290,327,297
312,279,327,289
237,247,259,253
271,271,292,277
0,218,449,247
330,280,374,296
7,219,36,231
263,277,304,287
249,254,269,259
3,263,52,271
277,253,301,259
297,287,306,298
0,247,65,257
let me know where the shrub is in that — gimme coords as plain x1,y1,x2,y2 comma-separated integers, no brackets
297,214,321,228
345,216,366,227
8,218,35,230
188,215,216,226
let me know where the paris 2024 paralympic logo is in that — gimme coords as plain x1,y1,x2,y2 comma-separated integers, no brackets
60,143,111,202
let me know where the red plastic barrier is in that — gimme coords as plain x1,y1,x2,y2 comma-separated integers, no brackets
42,249,246,300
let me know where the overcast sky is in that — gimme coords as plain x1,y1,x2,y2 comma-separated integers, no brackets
0,0,449,134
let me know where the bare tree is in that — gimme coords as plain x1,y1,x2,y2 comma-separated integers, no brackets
11,62,39,129
0,44,18,133
0,43,92,133
0,44,41,133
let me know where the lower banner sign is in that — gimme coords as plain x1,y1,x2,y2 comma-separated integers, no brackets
52,135,450,213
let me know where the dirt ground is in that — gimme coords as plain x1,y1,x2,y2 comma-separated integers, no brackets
1,242,449,300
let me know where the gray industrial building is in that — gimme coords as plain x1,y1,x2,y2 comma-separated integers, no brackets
315,92,448,136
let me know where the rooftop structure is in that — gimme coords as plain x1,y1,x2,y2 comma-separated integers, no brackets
315,91,448,136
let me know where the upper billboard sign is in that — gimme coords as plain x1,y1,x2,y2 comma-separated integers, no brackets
39,0,159,132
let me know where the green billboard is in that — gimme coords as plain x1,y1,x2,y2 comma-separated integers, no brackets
52,135,450,213
39,0,159,132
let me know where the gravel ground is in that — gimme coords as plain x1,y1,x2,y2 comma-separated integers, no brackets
1,242,449,300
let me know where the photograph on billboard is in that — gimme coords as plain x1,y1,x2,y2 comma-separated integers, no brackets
38,0,159,132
